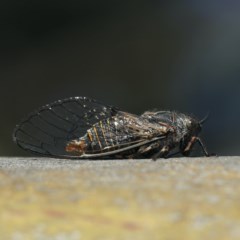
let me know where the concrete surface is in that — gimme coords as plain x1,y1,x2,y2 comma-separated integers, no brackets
0,156,240,240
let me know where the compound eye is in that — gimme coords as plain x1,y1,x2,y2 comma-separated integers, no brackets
185,119,192,127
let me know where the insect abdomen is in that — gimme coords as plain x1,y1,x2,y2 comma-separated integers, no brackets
65,139,87,154
86,121,110,151
65,118,118,155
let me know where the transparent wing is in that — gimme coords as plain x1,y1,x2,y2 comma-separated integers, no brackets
13,96,118,157
65,111,169,158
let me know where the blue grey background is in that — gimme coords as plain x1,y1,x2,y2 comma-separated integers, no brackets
2,0,240,156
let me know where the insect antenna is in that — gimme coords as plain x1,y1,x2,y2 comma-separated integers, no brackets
199,112,210,124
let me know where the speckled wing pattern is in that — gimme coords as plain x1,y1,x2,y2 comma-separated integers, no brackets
13,97,118,158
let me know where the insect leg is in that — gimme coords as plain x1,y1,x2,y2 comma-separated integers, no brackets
152,145,170,161
159,149,180,159
138,142,160,154
195,137,210,157
129,142,160,158
182,136,195,156
183,136,210,157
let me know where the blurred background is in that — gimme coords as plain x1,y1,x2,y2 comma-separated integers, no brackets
2,0,240,156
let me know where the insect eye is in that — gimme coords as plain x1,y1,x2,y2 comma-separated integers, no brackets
185,119,192,127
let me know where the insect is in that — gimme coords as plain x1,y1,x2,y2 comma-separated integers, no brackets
13,96,211,159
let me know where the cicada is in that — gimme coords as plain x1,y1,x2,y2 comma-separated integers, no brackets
13,96,211,159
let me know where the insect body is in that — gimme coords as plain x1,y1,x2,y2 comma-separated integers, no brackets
13,97,210,159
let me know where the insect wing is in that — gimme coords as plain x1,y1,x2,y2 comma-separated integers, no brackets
80,136,166,158
65,112,168,158
13,97,117,157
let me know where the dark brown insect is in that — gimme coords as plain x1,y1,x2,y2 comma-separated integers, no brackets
13,96,211,159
